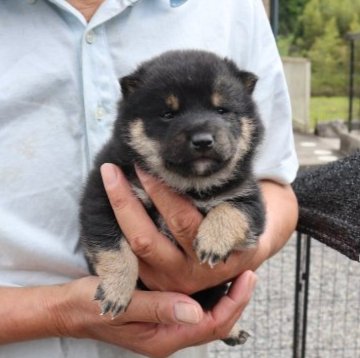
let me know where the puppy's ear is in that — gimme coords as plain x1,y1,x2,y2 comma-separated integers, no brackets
224,59,258,94
237,71,258,94
120,75,141,98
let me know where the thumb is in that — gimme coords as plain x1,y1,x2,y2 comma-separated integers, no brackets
100,163,185,267
117,290,204,325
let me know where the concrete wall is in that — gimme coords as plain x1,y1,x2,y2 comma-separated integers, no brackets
282,57,312,133
260,2,311,133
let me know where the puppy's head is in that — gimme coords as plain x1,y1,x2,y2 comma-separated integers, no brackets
116,50,263,192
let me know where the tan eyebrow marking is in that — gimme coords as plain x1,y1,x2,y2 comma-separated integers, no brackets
166,95,180,111
211,92,223,107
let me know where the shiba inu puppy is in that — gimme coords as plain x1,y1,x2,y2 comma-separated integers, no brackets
80,50,265,345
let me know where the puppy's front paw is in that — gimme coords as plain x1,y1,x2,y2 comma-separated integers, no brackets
194,203,252,267
94,277,133,317
194,228,235,267
93,240,138,318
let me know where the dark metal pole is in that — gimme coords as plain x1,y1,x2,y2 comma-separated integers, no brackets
293,234,312,358
301,236,312,358
293,233,302,358
348,39,355,133
270,0,279,38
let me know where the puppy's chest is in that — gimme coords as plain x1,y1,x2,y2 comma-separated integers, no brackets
131,184,218,241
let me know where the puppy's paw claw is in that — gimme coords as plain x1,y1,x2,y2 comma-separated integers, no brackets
94,285,105,301
198,251,223,267
95,283,132,318
194,237,232,268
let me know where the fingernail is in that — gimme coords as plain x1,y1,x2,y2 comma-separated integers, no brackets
101,163,118,186
174,302,202,324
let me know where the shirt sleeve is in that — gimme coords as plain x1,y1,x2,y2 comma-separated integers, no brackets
246,0,299,184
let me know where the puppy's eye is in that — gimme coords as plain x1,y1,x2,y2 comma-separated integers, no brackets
160,111,176,121
216,107,229,115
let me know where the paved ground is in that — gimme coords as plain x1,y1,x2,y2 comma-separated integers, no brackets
208,131,360,357
293,131,341,169
208,236,360,358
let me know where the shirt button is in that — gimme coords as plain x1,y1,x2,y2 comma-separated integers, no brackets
96,106,105,121
85,31,95,44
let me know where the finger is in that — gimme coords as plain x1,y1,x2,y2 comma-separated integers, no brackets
147,270,257,352
136,166,202,258
212,270,257,324
190,270,257,342
100,163,184,267
113,290,203,325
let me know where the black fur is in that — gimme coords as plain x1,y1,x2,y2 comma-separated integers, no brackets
80,50,265,344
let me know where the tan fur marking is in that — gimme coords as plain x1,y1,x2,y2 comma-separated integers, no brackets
166,94,180,111
127,118,255,194
131,184,151,207
128,119,162,168
238,117,254,156
211,92,223,107
96,240,138,313
195,202,254,266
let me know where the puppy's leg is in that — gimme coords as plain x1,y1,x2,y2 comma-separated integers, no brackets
80,163,139,317
194,195,265,267
194,202,252,266
91,239,138,317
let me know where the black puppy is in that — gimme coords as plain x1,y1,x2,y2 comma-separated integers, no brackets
80,50,265,345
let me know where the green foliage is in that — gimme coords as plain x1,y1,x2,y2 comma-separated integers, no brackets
310,97,349,128
276,35,295,56
278,0,309,36
330,0,360,35
300,0,324,49
278,0,360,96
350,14,360,33
308,18,347,95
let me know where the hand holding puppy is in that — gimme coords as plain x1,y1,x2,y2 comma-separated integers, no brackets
101,163,266,294
0,271,256,358
66,272,256,357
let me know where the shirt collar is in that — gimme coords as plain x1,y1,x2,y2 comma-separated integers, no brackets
45,0,188,28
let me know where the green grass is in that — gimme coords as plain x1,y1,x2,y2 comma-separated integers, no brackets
310,96,350,128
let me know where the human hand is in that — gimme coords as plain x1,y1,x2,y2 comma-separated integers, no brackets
100,163,269,293
56,272,256,357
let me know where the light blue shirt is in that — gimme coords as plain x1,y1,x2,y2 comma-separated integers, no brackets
0,0,298,357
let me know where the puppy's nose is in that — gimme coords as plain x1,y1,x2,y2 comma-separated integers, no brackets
191,133,214,151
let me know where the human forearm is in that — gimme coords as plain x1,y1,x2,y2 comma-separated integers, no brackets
0,283,75,344
0,273,257,357
0,276,193,344
258,180,299,259
0,277,128,344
